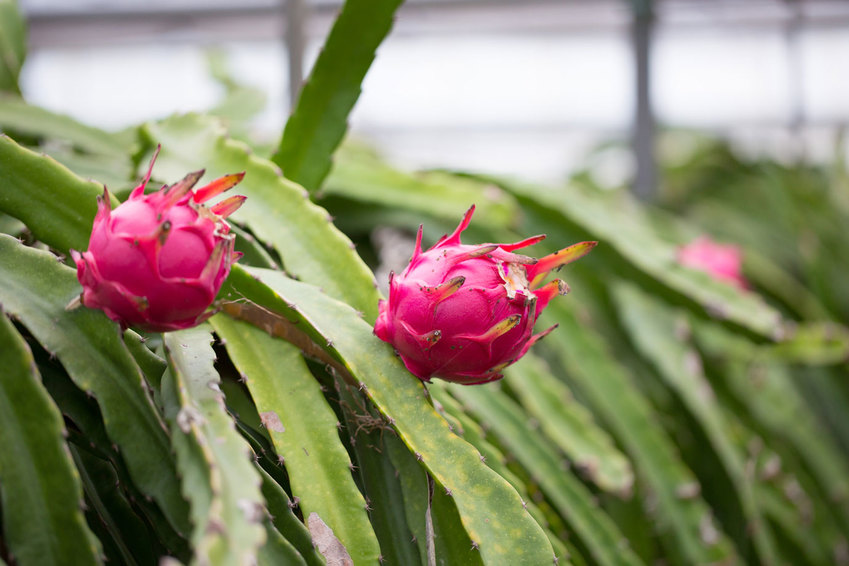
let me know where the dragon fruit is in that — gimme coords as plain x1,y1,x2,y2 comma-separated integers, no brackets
374,206,596,385
678,236,747,290
70,147,246,332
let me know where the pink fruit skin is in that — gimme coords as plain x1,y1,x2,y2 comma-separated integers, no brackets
374,205,596,385
678,237,747,290
71,147,246,332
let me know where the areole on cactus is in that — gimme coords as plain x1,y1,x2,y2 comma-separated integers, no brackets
374,205,597,385
70,146,246,332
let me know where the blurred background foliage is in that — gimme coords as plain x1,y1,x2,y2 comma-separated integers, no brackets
1,0,849,565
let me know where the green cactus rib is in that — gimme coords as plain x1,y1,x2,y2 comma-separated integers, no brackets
0,311,103,566
333,380,422,566
324,147,519,230
70,444,161,566
541,300,737,565
439,381,642,566
209,315,382,566
497,178,783,339
222,265,556,565
0,97,131,157
257,520,309,566
691,320,849,535
140,113,381,321
257,468,324,566
382,434,485,566
271,0,403,193
37,356,190,559
504,353,634,497
612,281,779,564
426,384,574,564
161,325,267,566
0,235,190,536
0,0,26,95
0,135,121,254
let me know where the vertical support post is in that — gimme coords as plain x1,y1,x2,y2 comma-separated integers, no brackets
785,0,805,160
632,0,656,201
286,0,308,111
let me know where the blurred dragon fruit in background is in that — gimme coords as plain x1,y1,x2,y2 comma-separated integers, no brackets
70,147,246,332
374,205,596,385
678,236,747,290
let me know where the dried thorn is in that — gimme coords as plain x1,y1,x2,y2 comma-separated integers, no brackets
288,496,300,509
471,541,480,551
444,487,453,497
415,452,423,462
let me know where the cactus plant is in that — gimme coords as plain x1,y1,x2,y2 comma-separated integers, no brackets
1,0,848,565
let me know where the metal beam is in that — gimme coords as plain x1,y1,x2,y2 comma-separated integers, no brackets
632,0,656,200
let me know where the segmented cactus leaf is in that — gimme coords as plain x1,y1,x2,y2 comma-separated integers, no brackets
38,355,189,558
0,97,131,157
691,320,849,534
0,135,120,253
257,521,309,566
759,321,849,365
257,468,324,566
612,281,779,564
210,314,382,565
755,477,835,565
161,325,267,566
0,0,25,95
140,114,381,320
70,444,160,565
426,384,576,563
500,178,783,338
0,234,190,536
439,381,641,566
222,265,556,565
124,330,168,387
325,148,519,229
541,299,737,565
504,352,634,496
0,313,103,566
383,433,484,566
271,0,404,192
333,381,422,566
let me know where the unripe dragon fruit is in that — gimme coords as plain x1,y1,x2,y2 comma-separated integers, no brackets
678,236,747,290
70,147,246,332
374,206,596,385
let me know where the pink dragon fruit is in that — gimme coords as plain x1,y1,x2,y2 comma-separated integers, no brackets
374,205,596,385
678,236,747,290
70,147,246,332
